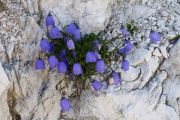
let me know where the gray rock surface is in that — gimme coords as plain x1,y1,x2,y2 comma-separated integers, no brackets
0,0,180,120
0,63,10,95
23,0,114,34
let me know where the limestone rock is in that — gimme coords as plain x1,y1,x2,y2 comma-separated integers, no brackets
0,62,10,95
121,66,140,81
25,0,114,34
153,48,162,57
159,46,169,58
126,5,157,20
21,17,43,62
1,0,180,120
161,39,180,80
139,57,159,89
126,47,152,66
161,40,180,116
0,43,5,62
164,76,180,116
68,71,178,120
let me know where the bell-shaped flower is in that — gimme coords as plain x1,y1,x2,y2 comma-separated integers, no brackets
60,97,71,112
48,55,58,69
58,62,67,74
120,27,129,37
73,29,81,41
69,73,75,81
71,50,77,59
60,49,66,60
124,40,133,53
85,52,97,63
122,60,129,71
94,51,101,59
64,57,69,66
92,80,102,91
45,13,55,27
40,38,50,52
118,47,125,54
96,59,105,73
67,40,75,50
149,31,161,43
49,41,54,53
49,26,63,39
93,40,102,51
112,72,121,85
72,63,83,75
65,23,77,36
35,58,45,70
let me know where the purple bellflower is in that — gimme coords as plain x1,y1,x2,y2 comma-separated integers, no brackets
120,27,129,37
73,63,83,75
60,50,66,60
73,29,81,41
92,80,102,91
64,57,69,66
124,40,133,53
65,23,77,36
45,13,55,27
60,97,71,112
122,60,129,71
49,26,63,39
69,73,75,81
118,47,125,54
149,31,161,43
93,40,102,51
112,72,121,85
49,41,54,53
118,41,133,55
35,58,45,70
96,59,105,73
48,55,58,69
71,50,77,59
94,51,101,59
67,40,75,50
40,38,50,53
58,62,67,74
65,23,81,41
86,52,97,63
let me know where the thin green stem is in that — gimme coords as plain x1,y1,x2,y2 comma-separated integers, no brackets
49,11,64,31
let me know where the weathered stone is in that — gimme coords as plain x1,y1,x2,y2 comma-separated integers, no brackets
161,39,180,80
34,0,113,34
159,46,169,58
68,71,178,120
21,17,43,62
121,66,140,81
153,48,162,57
0,63,10,95
126,47,152,66
139,57,159,89
1,0,180,120
126,5,157,20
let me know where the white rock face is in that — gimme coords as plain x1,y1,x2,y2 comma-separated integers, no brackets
24,0,113,34
1,0,180,120
121,66,140,81
69,71,179,120
0,63,10,96
126,47,152,66
21,16,43,62
139,57,159,89
161,39,180,80
126,5,157,20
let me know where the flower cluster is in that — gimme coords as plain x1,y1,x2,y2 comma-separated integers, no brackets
35,12,161,112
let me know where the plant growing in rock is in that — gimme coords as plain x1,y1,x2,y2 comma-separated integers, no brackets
35,12,161,112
